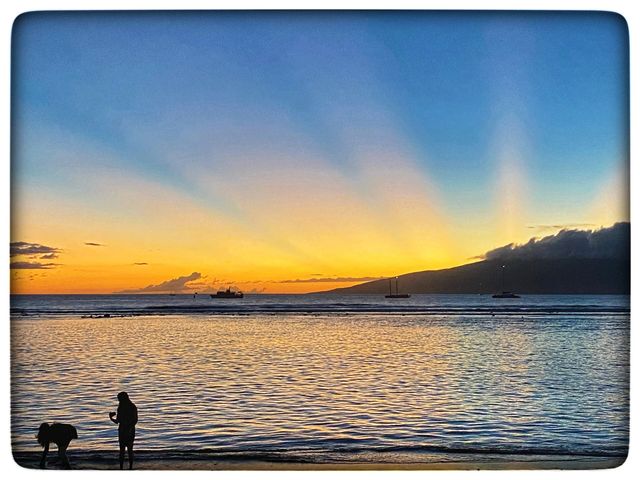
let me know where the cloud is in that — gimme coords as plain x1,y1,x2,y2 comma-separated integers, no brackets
10,241,61,257
526,223,595,231
279,276,385,284
40,253,59,259
483,222,630,261
10,261,59,269
85,242,105,247
117,272,202,293
133,262,148,265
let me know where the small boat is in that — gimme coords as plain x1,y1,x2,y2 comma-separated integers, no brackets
210,288,244,299
385,277,410,298
492,265,519,298
492,291,520,298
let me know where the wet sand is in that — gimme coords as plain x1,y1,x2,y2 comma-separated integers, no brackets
12,451,626,471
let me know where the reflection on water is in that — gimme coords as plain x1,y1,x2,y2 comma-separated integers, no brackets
11,308,629,460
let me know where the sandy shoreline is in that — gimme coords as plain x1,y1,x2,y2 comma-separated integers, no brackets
12,451,626,470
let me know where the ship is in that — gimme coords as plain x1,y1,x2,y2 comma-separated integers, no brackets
385,277,410,298
492,291,520,298
492,265,519,298
210,287,244,299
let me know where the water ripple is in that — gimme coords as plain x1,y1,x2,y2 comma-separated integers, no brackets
11,304,629,459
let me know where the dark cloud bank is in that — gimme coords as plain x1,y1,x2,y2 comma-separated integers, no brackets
10,261,59,270
484,222,630,261
10,241,60,257
10,242,62,270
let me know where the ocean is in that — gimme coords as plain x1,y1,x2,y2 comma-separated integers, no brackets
10,294,629,466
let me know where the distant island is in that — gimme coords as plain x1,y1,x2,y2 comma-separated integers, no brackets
317,223,630,295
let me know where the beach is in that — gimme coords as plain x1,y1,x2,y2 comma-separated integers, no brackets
12,450,626,470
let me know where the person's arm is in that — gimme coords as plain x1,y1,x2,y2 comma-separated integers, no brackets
109,411,119,424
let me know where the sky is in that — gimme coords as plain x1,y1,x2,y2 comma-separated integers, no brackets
10,11,629,294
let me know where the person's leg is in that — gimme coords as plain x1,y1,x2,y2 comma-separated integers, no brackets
127,443,134,469
119,443,125,470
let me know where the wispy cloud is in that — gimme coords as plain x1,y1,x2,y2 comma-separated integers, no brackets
10,241,61,257
10,261,59,269
39,253,59,259
526,223,595,231
133,262,148,266
117,272,202,293
85,242,105,247
278,276,384,284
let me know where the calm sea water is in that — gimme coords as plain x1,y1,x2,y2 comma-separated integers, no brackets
11,294,629,463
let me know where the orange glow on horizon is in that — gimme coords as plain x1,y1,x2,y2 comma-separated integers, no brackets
10,138,627,295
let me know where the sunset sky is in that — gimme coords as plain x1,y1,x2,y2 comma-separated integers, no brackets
10,11,628,294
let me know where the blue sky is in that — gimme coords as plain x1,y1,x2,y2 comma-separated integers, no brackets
10,11,630,293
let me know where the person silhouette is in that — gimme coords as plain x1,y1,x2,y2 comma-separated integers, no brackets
109,391,138,470
37,422,78,469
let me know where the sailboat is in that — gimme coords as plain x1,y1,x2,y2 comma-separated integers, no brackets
492,264,520,298
385,277,410,298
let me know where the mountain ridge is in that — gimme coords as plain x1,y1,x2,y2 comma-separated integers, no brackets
315,258,629,295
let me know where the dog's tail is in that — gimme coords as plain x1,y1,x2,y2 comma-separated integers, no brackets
36,423,49,447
